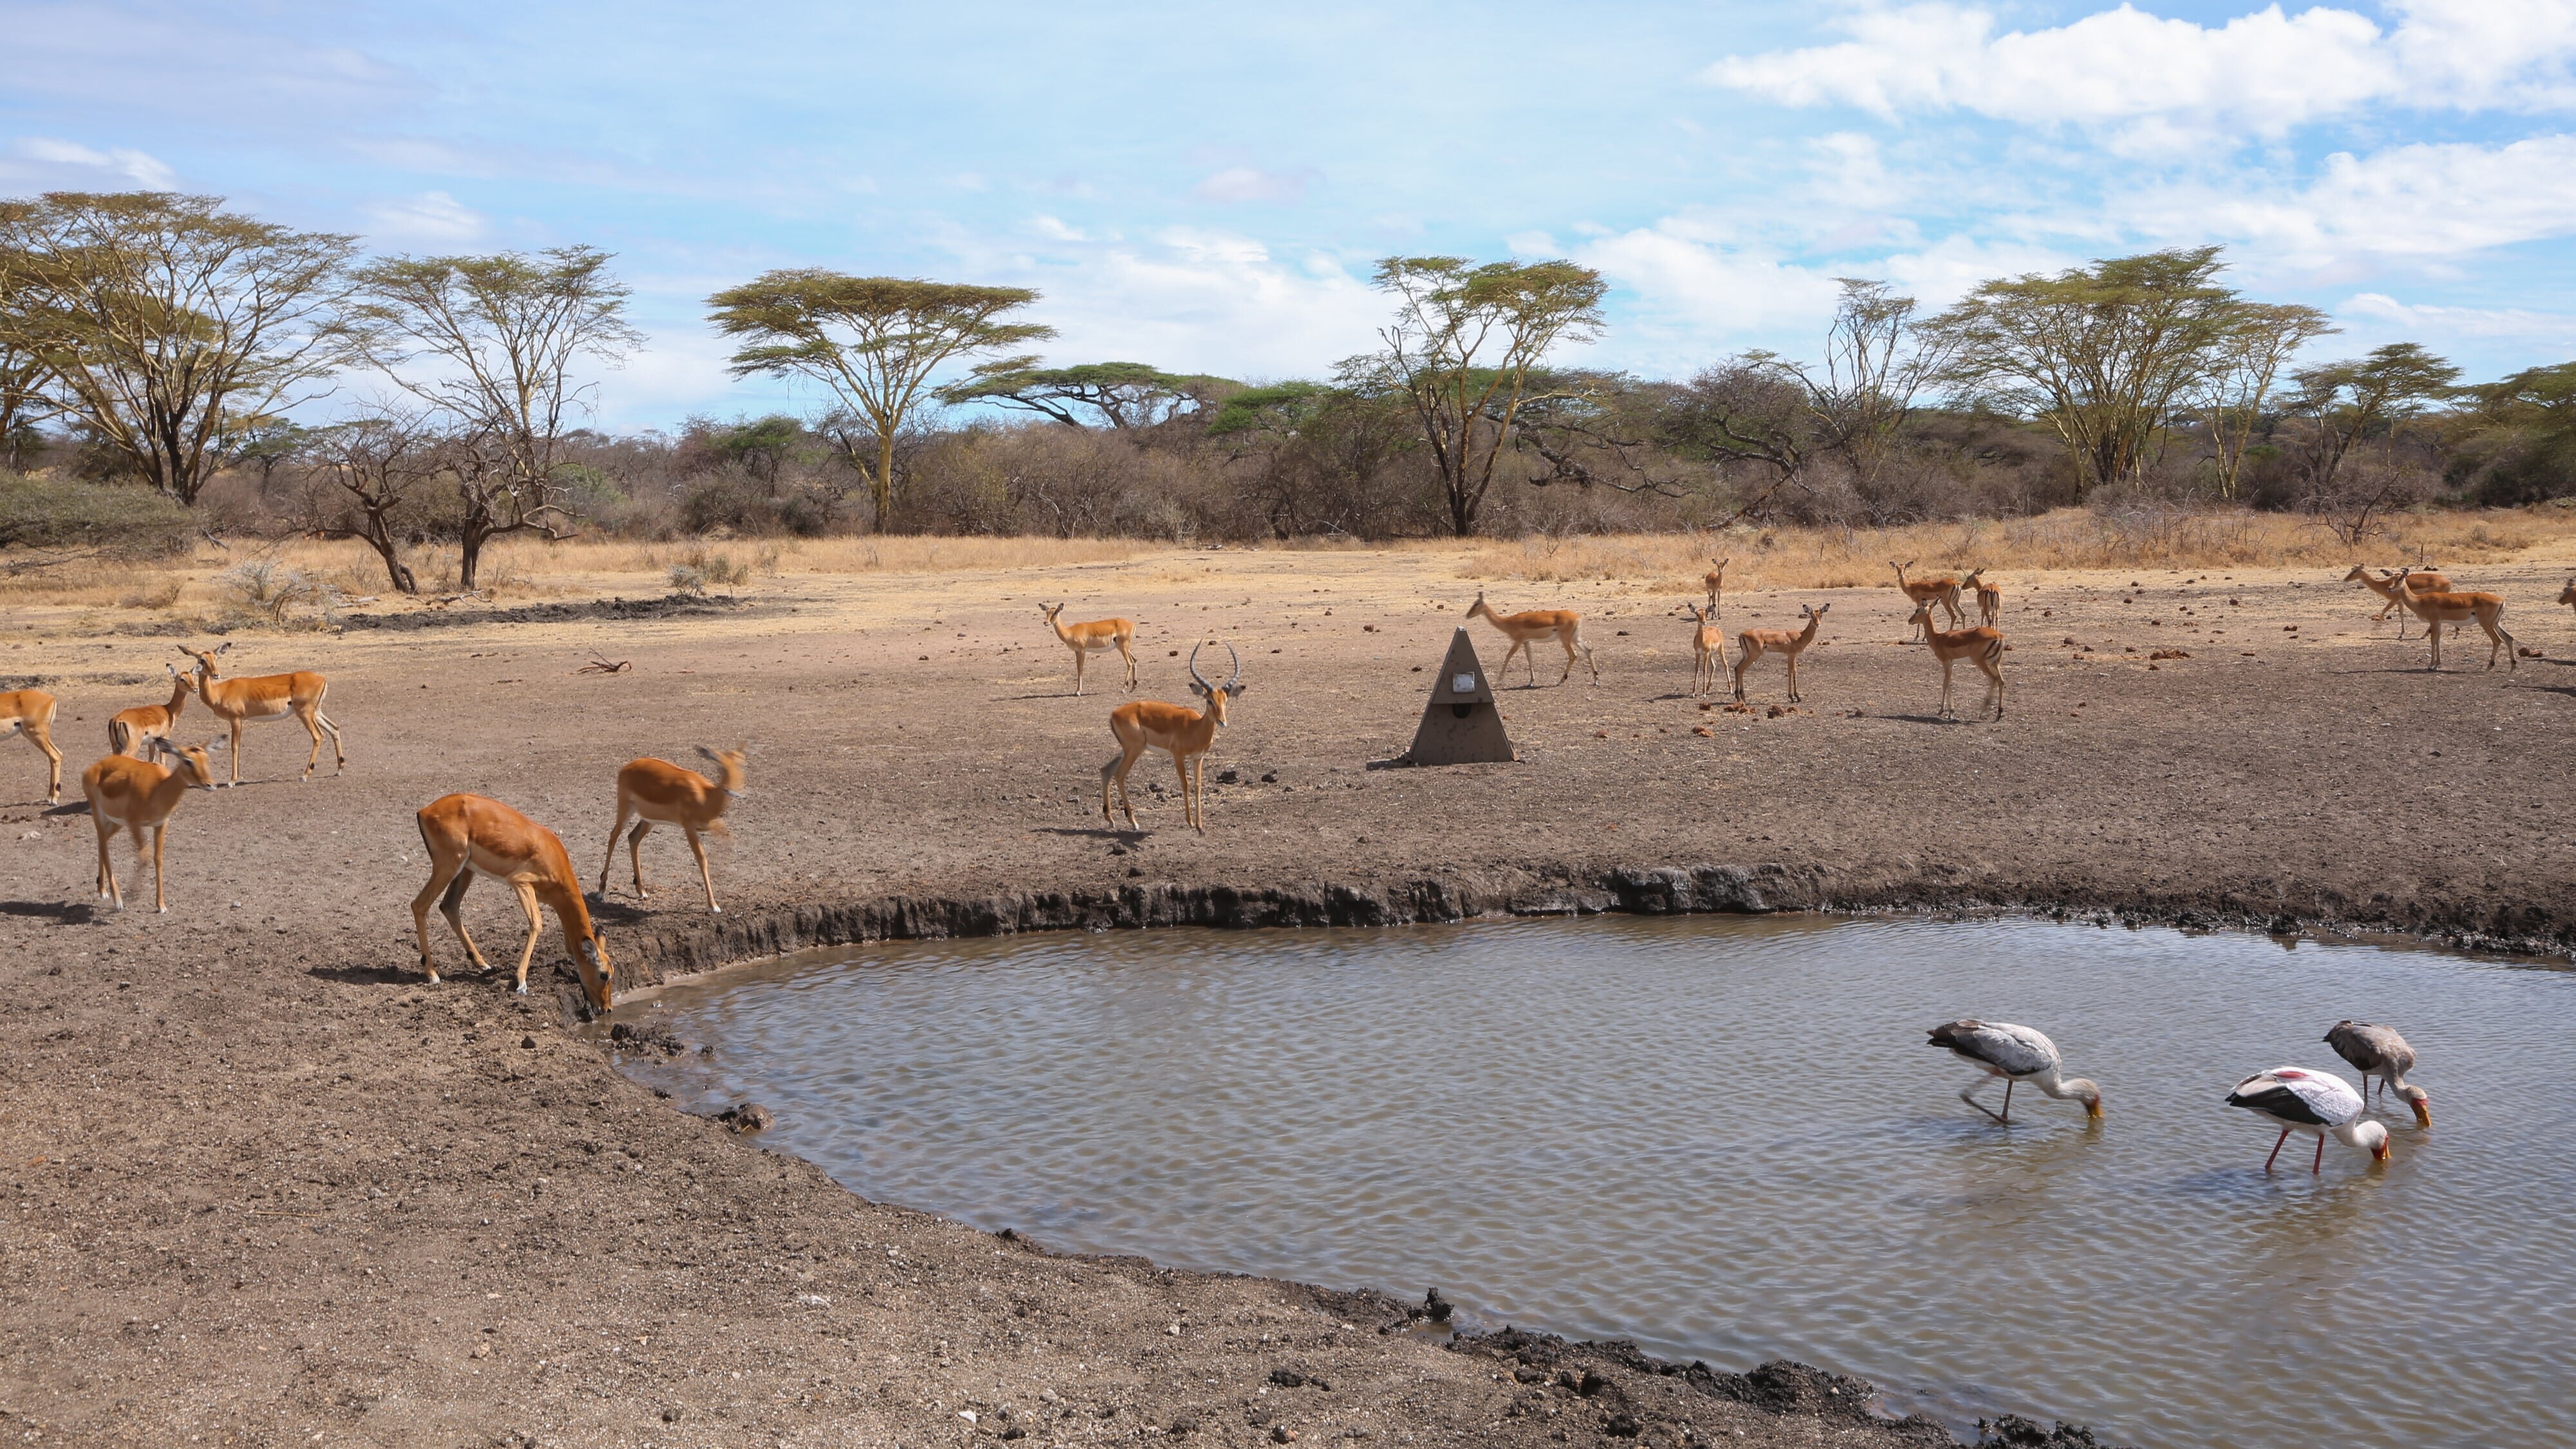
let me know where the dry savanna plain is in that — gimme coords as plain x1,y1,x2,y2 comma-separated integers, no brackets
7,516,2576,1448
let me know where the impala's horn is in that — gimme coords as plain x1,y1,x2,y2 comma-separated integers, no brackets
1224,641,1243,696
1188,641,1212,695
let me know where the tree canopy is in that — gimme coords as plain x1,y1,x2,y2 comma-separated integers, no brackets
938,359,1235,429
707,272,1051,531
0,191,360,502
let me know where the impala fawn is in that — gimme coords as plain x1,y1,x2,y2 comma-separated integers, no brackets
1682,603,1728,696
599,745,748,913
1963,569,2002,628
1702,557,1730,619
1734,603,1828,703
108,664,194,758
82,738,220,913
1909,600,2005,720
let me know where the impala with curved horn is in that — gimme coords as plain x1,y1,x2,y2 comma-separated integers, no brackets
1101,641,1244,835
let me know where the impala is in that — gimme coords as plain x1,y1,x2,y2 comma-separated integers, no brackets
1702,557,1730,619
1891,560,1964,636
108,664,194,758
2342,564,2452,638
1466,591,1598,687
1101,641,1244,835
412,792,613,1012
1681,603,1728,696
1964,569,2002,629
178,643,345,785
2387,568,2517,672
599,744,747,913
1909,600,2005,721
1041,601,1138,696
1734,603,1828,703
82,737,220,913
1,687,63,804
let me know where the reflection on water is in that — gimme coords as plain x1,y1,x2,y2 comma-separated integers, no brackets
607,915,2576,1449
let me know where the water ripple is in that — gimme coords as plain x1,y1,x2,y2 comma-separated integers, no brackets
619,914,2576,1449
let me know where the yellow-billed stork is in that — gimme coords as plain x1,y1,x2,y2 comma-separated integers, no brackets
2226,1066,2391,1173
1926,1019,2103,1124
2324,1020,2431,1126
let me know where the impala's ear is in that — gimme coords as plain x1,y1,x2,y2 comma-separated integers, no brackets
694,744,720,764
1229,681,1249,697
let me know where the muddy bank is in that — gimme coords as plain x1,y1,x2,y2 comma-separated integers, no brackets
6,550,2567,1445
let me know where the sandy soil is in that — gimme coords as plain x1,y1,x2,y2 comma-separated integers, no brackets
6,545,2573,1448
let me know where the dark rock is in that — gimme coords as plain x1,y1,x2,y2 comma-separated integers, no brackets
1267,1368,1306,1388
1602,1412,1642,1437
714,1102,773,1134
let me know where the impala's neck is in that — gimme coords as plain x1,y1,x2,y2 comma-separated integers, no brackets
1794,612,1823,649
535,875,596,943
1047,613,1076,644
162,675,190,714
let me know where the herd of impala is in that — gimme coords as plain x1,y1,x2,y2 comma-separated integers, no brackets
2,556,2564,1016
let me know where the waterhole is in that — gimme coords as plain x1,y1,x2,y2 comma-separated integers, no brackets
608,914,2576,1448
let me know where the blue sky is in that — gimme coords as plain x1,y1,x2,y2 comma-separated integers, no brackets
6,0,2575,429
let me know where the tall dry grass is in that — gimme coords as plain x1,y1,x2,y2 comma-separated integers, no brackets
1458,507,2576,593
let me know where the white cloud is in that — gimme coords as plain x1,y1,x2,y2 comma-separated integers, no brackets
1709,1,2576,149
1190,166,1317,205
2123,135,2576,266
363,190,487,243
10,136,178,188
2343,292,2576,345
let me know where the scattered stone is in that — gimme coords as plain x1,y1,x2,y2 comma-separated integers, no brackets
1260,770,1278,782
519,1035,536,1049
1269,1426,1298,1444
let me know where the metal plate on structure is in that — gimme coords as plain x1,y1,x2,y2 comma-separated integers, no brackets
1401,628,1516,765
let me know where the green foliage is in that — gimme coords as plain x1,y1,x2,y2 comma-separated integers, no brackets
938,359,1237,428
0,471,193,554
2452,360,2576,505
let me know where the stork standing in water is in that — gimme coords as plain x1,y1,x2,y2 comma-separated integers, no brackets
2324,1020,2431,1126
2226,1067,2390,1173
1926,1020,2103,1124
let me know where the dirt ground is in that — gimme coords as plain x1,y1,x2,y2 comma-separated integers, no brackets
6,544,2574,1448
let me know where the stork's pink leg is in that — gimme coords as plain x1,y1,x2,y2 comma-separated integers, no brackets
2264,1128,2290,1173
2312,1136,2325,1175
2000,1079,2014,1124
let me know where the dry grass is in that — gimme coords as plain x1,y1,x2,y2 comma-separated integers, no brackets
1458,507,2576,594
10,513,2576,629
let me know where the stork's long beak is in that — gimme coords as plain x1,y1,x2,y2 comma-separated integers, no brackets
2412,1099,2433,1128
2372,1138,2391,1162
2085,1099,2105,1122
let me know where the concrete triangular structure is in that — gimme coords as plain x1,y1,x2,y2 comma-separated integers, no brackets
1399,628,1517,765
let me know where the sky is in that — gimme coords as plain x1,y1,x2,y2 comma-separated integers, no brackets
5,0,2575,430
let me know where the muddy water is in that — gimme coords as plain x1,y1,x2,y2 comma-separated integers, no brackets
609,916,2576,1448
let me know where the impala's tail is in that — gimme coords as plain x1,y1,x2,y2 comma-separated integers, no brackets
107,719,133,755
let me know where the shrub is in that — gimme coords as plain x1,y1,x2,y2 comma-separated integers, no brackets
218,559,323,623
0,473,194,556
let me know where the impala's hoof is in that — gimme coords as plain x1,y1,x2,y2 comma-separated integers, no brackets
157,905,167,914
514,984,529,996
426,971,442,983
710,905,722,914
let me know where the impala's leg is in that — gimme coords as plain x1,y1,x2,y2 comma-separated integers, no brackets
1938,658,1956,719
440,869,495,972
25,712,62,804
296,702,324,781
149,822,167,914
314,704,345,775
227,718,245,786
1786,652,1801,703
1557,634,1575,686
1072,646,1086,697
411,854,466,981
597,796,632,897
1121,637,1137,690
509,882,545,996
92,811,120,909
627,820,656,898
684,826,719,913
2427,620,2443,671
1732,647,1752,703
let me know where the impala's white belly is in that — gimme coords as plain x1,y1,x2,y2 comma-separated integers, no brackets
464,846,542,884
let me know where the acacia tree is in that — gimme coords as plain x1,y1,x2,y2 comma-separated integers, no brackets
0,192,360,502
349,245,639,589
2287,342,2459,541
1927,247,2239,496
2191,302,2336,500
706,272,1052,531
1354,256,1606,536
938,359,1234,429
